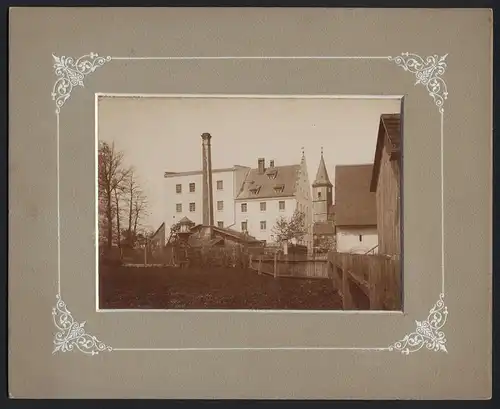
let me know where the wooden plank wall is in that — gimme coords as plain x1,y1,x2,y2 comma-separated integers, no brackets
329,251,402,311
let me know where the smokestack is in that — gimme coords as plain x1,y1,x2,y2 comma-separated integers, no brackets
201,133,214,227
258,158,265,174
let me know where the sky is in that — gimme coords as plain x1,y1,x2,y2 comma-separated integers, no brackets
98,96,401,230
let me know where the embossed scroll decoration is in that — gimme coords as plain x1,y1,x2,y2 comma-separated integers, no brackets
51,53,111,113
52,295,112,355
389,294,448,354
389,52,448,113
51,52,448,355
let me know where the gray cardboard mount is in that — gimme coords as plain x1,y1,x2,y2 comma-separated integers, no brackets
9,8,492,399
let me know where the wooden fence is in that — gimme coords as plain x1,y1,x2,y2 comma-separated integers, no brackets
328,251,402,311
249,253,329,279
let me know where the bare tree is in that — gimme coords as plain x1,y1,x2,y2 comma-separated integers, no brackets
132,190,148,243
98,141,130,249
116,170,150,249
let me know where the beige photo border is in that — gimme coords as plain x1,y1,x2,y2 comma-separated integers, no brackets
52,52,448,355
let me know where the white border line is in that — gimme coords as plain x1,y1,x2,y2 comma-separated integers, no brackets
95,92,405,315
96,93,405,99
112,347,391,352
111,56,391,61
56,112,61,295
440,111,445,295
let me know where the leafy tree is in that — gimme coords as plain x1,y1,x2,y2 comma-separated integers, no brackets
271,209,307,244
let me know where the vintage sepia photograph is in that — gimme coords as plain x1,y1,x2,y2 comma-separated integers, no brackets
97,95,403,311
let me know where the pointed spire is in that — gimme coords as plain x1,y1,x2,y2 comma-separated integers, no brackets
313,148,332,187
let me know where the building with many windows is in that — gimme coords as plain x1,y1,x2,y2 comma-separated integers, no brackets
164,165,250,233
234,154,313,248
163,133,314,249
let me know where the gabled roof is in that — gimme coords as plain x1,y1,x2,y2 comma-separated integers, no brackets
235,164,300,200
178,216,194,225
370,113,402,192
334,164,377,227
313,152,333,187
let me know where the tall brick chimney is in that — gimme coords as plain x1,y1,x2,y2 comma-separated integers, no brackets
201,132,214,227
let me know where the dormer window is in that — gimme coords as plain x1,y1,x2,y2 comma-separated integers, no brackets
266,169,278,180
249,185,261,195
273,184,285,194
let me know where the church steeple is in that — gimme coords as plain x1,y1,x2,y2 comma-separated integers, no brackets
313,147,333,187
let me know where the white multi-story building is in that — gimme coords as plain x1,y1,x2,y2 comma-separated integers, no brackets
164,165,250,234
163,132,314,248
234,155,313,248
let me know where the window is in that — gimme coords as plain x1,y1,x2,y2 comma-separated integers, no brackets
176,184,182,194
217,221,224,228
359,235,362,242
217,201,224,211
260,221,267,230
279,201,285,211
189,183,195,193
318,191,322,199
241,203,247,212
260,202,266,211
241,221,248,231
217,180,223,190
189,202,196,212
176,203,182,213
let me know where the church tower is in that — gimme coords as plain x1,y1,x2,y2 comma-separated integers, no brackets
312,147,333,223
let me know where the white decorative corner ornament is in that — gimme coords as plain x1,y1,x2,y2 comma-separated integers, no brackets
51,53,111,113
52,295,112,355
389,52,448,113
389,294,448,355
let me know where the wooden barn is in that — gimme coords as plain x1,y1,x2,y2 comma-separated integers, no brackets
370,113,402,258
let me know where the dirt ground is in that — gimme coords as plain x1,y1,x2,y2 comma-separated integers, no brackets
99,265,342,310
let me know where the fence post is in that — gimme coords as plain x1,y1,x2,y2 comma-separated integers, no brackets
258,255,262,275
274,251,278,278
